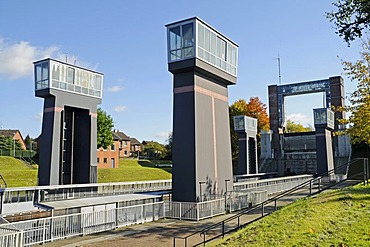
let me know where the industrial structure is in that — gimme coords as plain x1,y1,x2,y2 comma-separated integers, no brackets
166,17,238,202
34,58,103,185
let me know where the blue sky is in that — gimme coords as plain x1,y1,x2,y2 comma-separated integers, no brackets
0,1,362,143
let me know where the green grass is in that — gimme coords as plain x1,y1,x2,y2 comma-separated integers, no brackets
0,157,38,187
98,159,172,183
214,183,370,247
0,157,172,187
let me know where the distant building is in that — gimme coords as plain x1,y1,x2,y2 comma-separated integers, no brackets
97,133,120,168
0,129,26,150
113,130,131,158
97,130,142,168
130,138,142,157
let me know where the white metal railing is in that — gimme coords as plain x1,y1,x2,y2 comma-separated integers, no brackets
0,202,164,246
0,180,172,214
165,199,225,221
227,190,268,212
233,175,313,195
0,226,23,247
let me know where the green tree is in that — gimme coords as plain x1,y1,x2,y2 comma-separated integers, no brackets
143,141,167,159
229,97,270,158
285,120,313,133
0,136,22,151
24,134,32,150
97,107,114,149
164,132,173,160
327,0,370,44
339,40,370,145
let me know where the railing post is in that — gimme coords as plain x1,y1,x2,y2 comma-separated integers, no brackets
173,237,176,247
274,199,277,211
309,180,312,195
237,216,240,229
222,221,225,238
203,232,206,246
261,202,264,216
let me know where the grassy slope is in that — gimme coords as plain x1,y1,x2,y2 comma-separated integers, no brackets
98,159,172,183
0,157,38,187
214,183,370,247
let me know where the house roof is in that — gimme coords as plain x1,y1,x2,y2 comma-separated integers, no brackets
130,138,141,145
0,129,19,138
113,130,130,141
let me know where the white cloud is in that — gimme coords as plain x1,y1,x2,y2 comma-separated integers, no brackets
116,78,125,83
0,36,96,81
33,112,43,120
155,131,170,139
113,105,127,113
286,113,311,125
107,85,124,93
0,37,59,80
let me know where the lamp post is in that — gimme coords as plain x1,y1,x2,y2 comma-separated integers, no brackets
199,181,206,202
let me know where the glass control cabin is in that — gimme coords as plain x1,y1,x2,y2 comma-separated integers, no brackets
234,116,257,132
313,108,335,130
34,58,103,99
166,17,238,77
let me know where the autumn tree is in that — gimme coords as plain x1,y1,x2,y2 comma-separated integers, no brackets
285,119,313,133
229,97,270,158
327,0,370,44
97,107,114,149
339,40,370,145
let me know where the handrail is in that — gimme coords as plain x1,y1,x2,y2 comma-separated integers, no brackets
174,158,369,247
0,174,7,188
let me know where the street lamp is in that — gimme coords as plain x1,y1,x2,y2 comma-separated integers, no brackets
199,181,206,202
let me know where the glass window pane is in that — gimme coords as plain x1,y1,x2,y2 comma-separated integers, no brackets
36,64,42,82
210,32,216,55
182,23,193,48
204,28,210,52
198,23,204,48
67,67,75,84
41,62,49,80
52,64,60,80
169,26,181,50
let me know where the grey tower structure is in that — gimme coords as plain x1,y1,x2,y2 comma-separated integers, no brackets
166,17,238,202
233,116,258,175
313,108,335,176
34,58,103,185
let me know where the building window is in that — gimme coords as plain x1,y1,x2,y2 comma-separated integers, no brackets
124,150,128,156
97,158,100,163
103,158,107,164
111,158,115,168
111,144,115,151
124,141,127,146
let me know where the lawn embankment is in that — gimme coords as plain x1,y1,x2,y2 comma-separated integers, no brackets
0,156,38,187
214,183,370,247
98,159,172,183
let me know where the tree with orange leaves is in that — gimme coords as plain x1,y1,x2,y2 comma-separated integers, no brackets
229,97,270,158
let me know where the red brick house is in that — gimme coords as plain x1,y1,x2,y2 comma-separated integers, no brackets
113,130,131,158
97,132,121,168
130,138,142,157
0,129,26,150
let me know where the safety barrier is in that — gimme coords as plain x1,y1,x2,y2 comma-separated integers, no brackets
0,202,164,246
0,226,23,247
233,174,313,194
